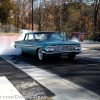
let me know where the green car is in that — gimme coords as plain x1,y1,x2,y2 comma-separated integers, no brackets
14,31,82,61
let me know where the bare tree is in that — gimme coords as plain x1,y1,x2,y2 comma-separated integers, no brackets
93,0,100,32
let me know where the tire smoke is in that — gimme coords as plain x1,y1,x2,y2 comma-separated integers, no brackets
0,36,22,55
0,29,33,55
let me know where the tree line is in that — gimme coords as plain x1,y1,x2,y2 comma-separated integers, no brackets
0,0,100,39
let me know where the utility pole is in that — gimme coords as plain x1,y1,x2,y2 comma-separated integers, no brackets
29,0,33,30
59,0,62,32
22,0,24,29
17,0,20,29
32,0,33,30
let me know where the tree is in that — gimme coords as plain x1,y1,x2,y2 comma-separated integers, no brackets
0,0,14,24
93,0,100,32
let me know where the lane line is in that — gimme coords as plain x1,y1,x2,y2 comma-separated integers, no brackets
1,56,100,100
0,76,25,100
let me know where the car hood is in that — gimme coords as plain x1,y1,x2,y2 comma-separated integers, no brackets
38,40,80,46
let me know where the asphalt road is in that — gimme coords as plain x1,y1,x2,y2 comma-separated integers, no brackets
0,41,100,100
0,57,55,100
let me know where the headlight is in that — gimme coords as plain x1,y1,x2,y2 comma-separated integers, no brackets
75,43,82,50
45,46,54,52
75,47,80,50
75,47,82,51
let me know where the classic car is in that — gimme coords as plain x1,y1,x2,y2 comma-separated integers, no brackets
14,31,82,61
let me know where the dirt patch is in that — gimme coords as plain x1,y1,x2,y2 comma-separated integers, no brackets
0,32,21,36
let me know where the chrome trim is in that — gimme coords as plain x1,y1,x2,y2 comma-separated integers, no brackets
45,45,81,52
42,49,82,54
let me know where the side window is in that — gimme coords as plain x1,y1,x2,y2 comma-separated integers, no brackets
28,34,34,40
24,34,34,41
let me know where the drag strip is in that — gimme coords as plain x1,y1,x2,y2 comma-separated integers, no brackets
0,57,54,100
1,55,100,100
0,76,25,100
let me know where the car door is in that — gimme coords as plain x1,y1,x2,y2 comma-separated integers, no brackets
22,33,35,54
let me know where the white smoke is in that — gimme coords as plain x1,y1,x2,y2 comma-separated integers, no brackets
70,37,80,42
0,29,34,55
0,38,22,55
0,46,22,55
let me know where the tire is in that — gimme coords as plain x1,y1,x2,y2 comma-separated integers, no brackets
37,49,44,61
21,50,25,56
68,54,76,60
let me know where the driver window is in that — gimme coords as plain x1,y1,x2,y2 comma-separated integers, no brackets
28,34,34,40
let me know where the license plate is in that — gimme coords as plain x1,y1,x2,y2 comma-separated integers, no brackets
61,53,68,58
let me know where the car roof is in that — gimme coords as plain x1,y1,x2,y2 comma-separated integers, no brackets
26,31,60,34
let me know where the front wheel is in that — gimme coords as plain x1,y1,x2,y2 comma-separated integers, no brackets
68,54,76,60
37,49,44,61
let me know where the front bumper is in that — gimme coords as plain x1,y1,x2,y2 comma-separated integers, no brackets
42,49,82,57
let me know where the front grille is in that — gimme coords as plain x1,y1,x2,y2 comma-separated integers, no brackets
53,45,76,52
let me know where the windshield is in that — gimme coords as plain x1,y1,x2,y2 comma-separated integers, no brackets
34,32,62,41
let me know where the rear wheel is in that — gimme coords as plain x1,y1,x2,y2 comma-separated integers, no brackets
68,54,76,60
37,49,44,61
21,50,25,56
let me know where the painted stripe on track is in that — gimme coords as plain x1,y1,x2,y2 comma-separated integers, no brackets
0,76,25,100
1,56,100,100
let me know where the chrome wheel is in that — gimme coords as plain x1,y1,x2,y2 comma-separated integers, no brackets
38,49,44,61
